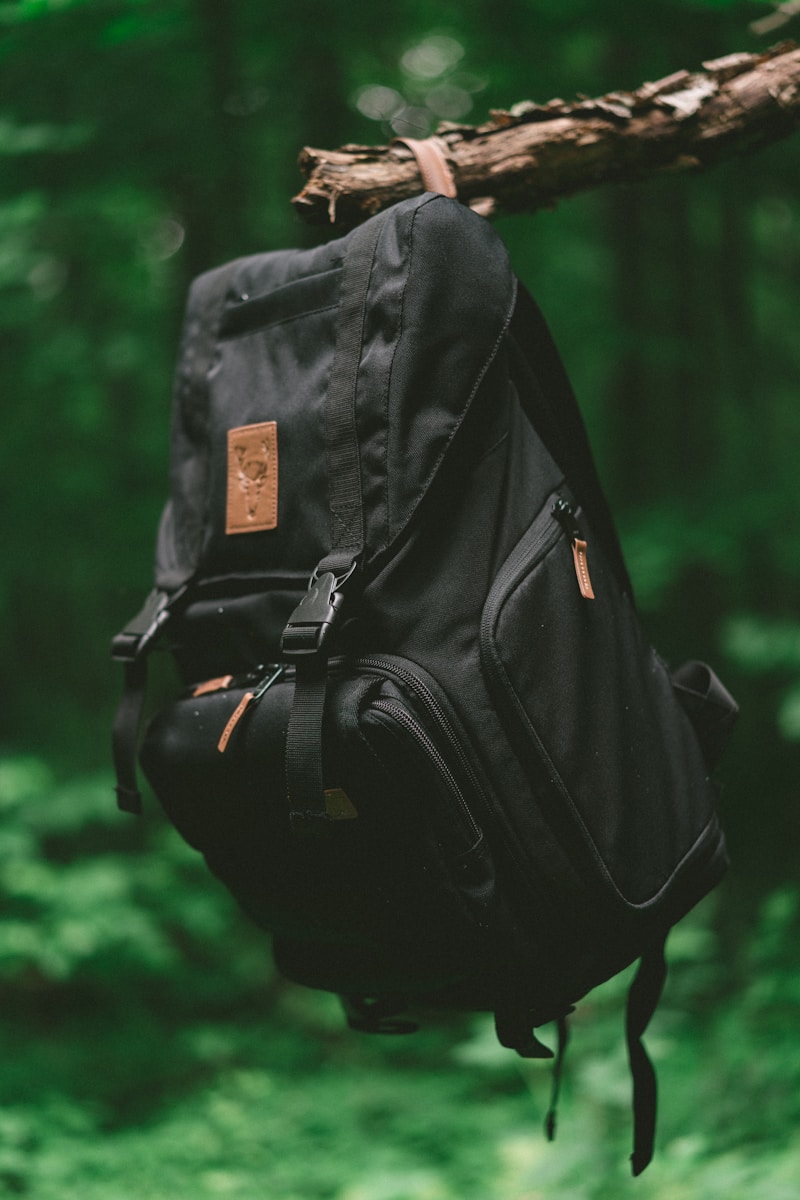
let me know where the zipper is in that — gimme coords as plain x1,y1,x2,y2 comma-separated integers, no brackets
202,650,483,836
368,696,482,844
489,502,563,623
479,493,584,847
354,654,486,818
480,496,631,906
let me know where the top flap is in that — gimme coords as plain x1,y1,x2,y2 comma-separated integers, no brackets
154,193,516,591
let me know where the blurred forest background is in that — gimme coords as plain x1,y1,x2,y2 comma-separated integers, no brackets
1,0,800,1196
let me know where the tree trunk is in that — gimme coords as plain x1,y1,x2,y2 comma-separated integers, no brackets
292,42,800,228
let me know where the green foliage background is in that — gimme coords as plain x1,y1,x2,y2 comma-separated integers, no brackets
1,0,799,1195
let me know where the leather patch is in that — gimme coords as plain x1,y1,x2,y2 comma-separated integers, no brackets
226,421,278,534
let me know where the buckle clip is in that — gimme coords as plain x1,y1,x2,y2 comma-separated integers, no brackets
281,571,347,658
111,589,171,663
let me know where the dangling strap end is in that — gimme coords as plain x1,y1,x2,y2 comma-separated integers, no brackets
543,1014,570,1145
115,784,143,816
111,588,181,815
625,937,668,1176
630,1148,651,1178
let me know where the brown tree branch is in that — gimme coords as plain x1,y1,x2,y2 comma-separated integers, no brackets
292,42,800,228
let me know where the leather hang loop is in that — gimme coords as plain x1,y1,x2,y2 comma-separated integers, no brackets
393,136,458,198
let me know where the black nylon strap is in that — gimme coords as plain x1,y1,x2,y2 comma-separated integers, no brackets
110,588,173,813
626,938,668,1176
285,658,329,827
319,211,386,566
544,1014,571,1141
111,658,148,814
284,211,387,829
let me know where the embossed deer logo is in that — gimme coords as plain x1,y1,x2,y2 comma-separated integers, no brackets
234,439,271,520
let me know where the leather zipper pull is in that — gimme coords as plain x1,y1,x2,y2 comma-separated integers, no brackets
571,537,595,601
552,497,596,600
217,665,284,753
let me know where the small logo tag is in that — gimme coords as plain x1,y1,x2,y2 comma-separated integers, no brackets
324,788,359,820
226,421,278,535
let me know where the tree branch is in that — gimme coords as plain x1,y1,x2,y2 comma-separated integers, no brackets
292,42,800,228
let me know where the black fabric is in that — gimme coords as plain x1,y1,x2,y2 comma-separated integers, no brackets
508,284,634,598
114,193,737,1175
153,194,516,596
154,259,250,590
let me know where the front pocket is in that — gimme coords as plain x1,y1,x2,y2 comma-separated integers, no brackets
218,267,342,339
353,655,488,855
480,491,720,909
139,659,493,993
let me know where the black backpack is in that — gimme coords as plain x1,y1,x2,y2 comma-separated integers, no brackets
112,191,737,1174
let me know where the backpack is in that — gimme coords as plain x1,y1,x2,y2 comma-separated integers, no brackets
111,188,738,1174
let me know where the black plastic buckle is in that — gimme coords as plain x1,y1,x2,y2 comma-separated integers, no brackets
280,571,346,658
111,589,171,663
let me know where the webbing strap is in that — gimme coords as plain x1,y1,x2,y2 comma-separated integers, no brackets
544,1015,571,1141
111,658,148,814
319,210,387,567
626,938,668,1176
284,210,388,829
285,658,329,827
110,586,174,813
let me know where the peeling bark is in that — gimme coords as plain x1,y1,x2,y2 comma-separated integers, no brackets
292,42,800,228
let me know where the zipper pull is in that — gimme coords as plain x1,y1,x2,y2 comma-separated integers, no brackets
552,498,596,601
193,674,234,697
217,665,284,753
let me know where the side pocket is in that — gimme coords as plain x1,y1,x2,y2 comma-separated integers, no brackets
481,491,725,910
671,660,739,769
358,680,495,922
